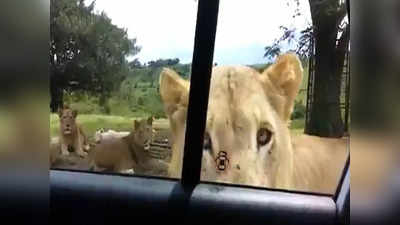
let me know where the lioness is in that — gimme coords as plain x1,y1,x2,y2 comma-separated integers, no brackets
94,129,130,143
94,128,157,144
88,117,154,174
159,52,348,194
50,136,83,168
58,106,90,158
50,137,60,166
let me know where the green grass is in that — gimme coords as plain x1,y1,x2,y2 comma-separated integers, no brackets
50,114,169,141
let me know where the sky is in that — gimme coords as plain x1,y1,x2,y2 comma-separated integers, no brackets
90,0,311,66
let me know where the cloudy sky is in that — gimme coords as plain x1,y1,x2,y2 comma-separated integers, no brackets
90,0,311,65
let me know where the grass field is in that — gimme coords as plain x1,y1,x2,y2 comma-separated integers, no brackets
50,114,305,140
50,114,170,141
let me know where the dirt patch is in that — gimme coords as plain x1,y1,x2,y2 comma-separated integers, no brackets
52,154,92,171
51,129,172,177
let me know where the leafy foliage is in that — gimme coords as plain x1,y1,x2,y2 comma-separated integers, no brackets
264,0,348,61
265,0,350,137
147,58,180,67
291,100,307,120
50,0,140,110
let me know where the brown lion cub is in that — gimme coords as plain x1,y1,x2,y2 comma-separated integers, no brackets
88,117,154,174
58,105,90,158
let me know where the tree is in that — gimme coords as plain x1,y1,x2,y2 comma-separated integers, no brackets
129,58,143,69
306,0,349,138
50,0,141,112
147,58,180,68
265,0,349,138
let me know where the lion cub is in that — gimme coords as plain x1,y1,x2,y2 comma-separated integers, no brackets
58,105,90,158
88,117,154,174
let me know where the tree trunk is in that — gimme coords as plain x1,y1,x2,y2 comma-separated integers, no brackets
335,24,350,134
50,70,63,113
335,25,350,81
305,15,344,138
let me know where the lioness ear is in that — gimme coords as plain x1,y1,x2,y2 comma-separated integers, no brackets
159,68,190,116
72,109,78,118
261,53,303,123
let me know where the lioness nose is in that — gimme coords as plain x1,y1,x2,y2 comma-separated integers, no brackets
66,124,70,127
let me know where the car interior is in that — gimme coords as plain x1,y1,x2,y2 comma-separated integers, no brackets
48,1,350,225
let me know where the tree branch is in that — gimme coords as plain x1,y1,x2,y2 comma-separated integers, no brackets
334,23,349,79
336,23,349,53
336,3,348,26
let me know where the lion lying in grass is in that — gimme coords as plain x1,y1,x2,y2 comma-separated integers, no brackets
94,129,130,143
159,52,348,194
88,117,154,174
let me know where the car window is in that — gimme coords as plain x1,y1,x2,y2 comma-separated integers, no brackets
50,0,197,179
196,0,350,195
50,0,350,195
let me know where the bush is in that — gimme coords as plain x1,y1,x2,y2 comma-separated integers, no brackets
68,102,101,114
60,80,168,118
291,100,306,120
62,91,102,114
137,96,144,105
107,97,134,116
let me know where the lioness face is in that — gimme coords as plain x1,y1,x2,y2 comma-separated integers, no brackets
159,53,303,189
133,117,154,150
58,108,78,136
200,66,293,187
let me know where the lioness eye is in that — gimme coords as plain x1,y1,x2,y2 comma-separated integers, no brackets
257,128,272,146
203,132,212,151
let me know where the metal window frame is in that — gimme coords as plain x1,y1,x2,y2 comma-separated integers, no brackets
50,0,350,224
